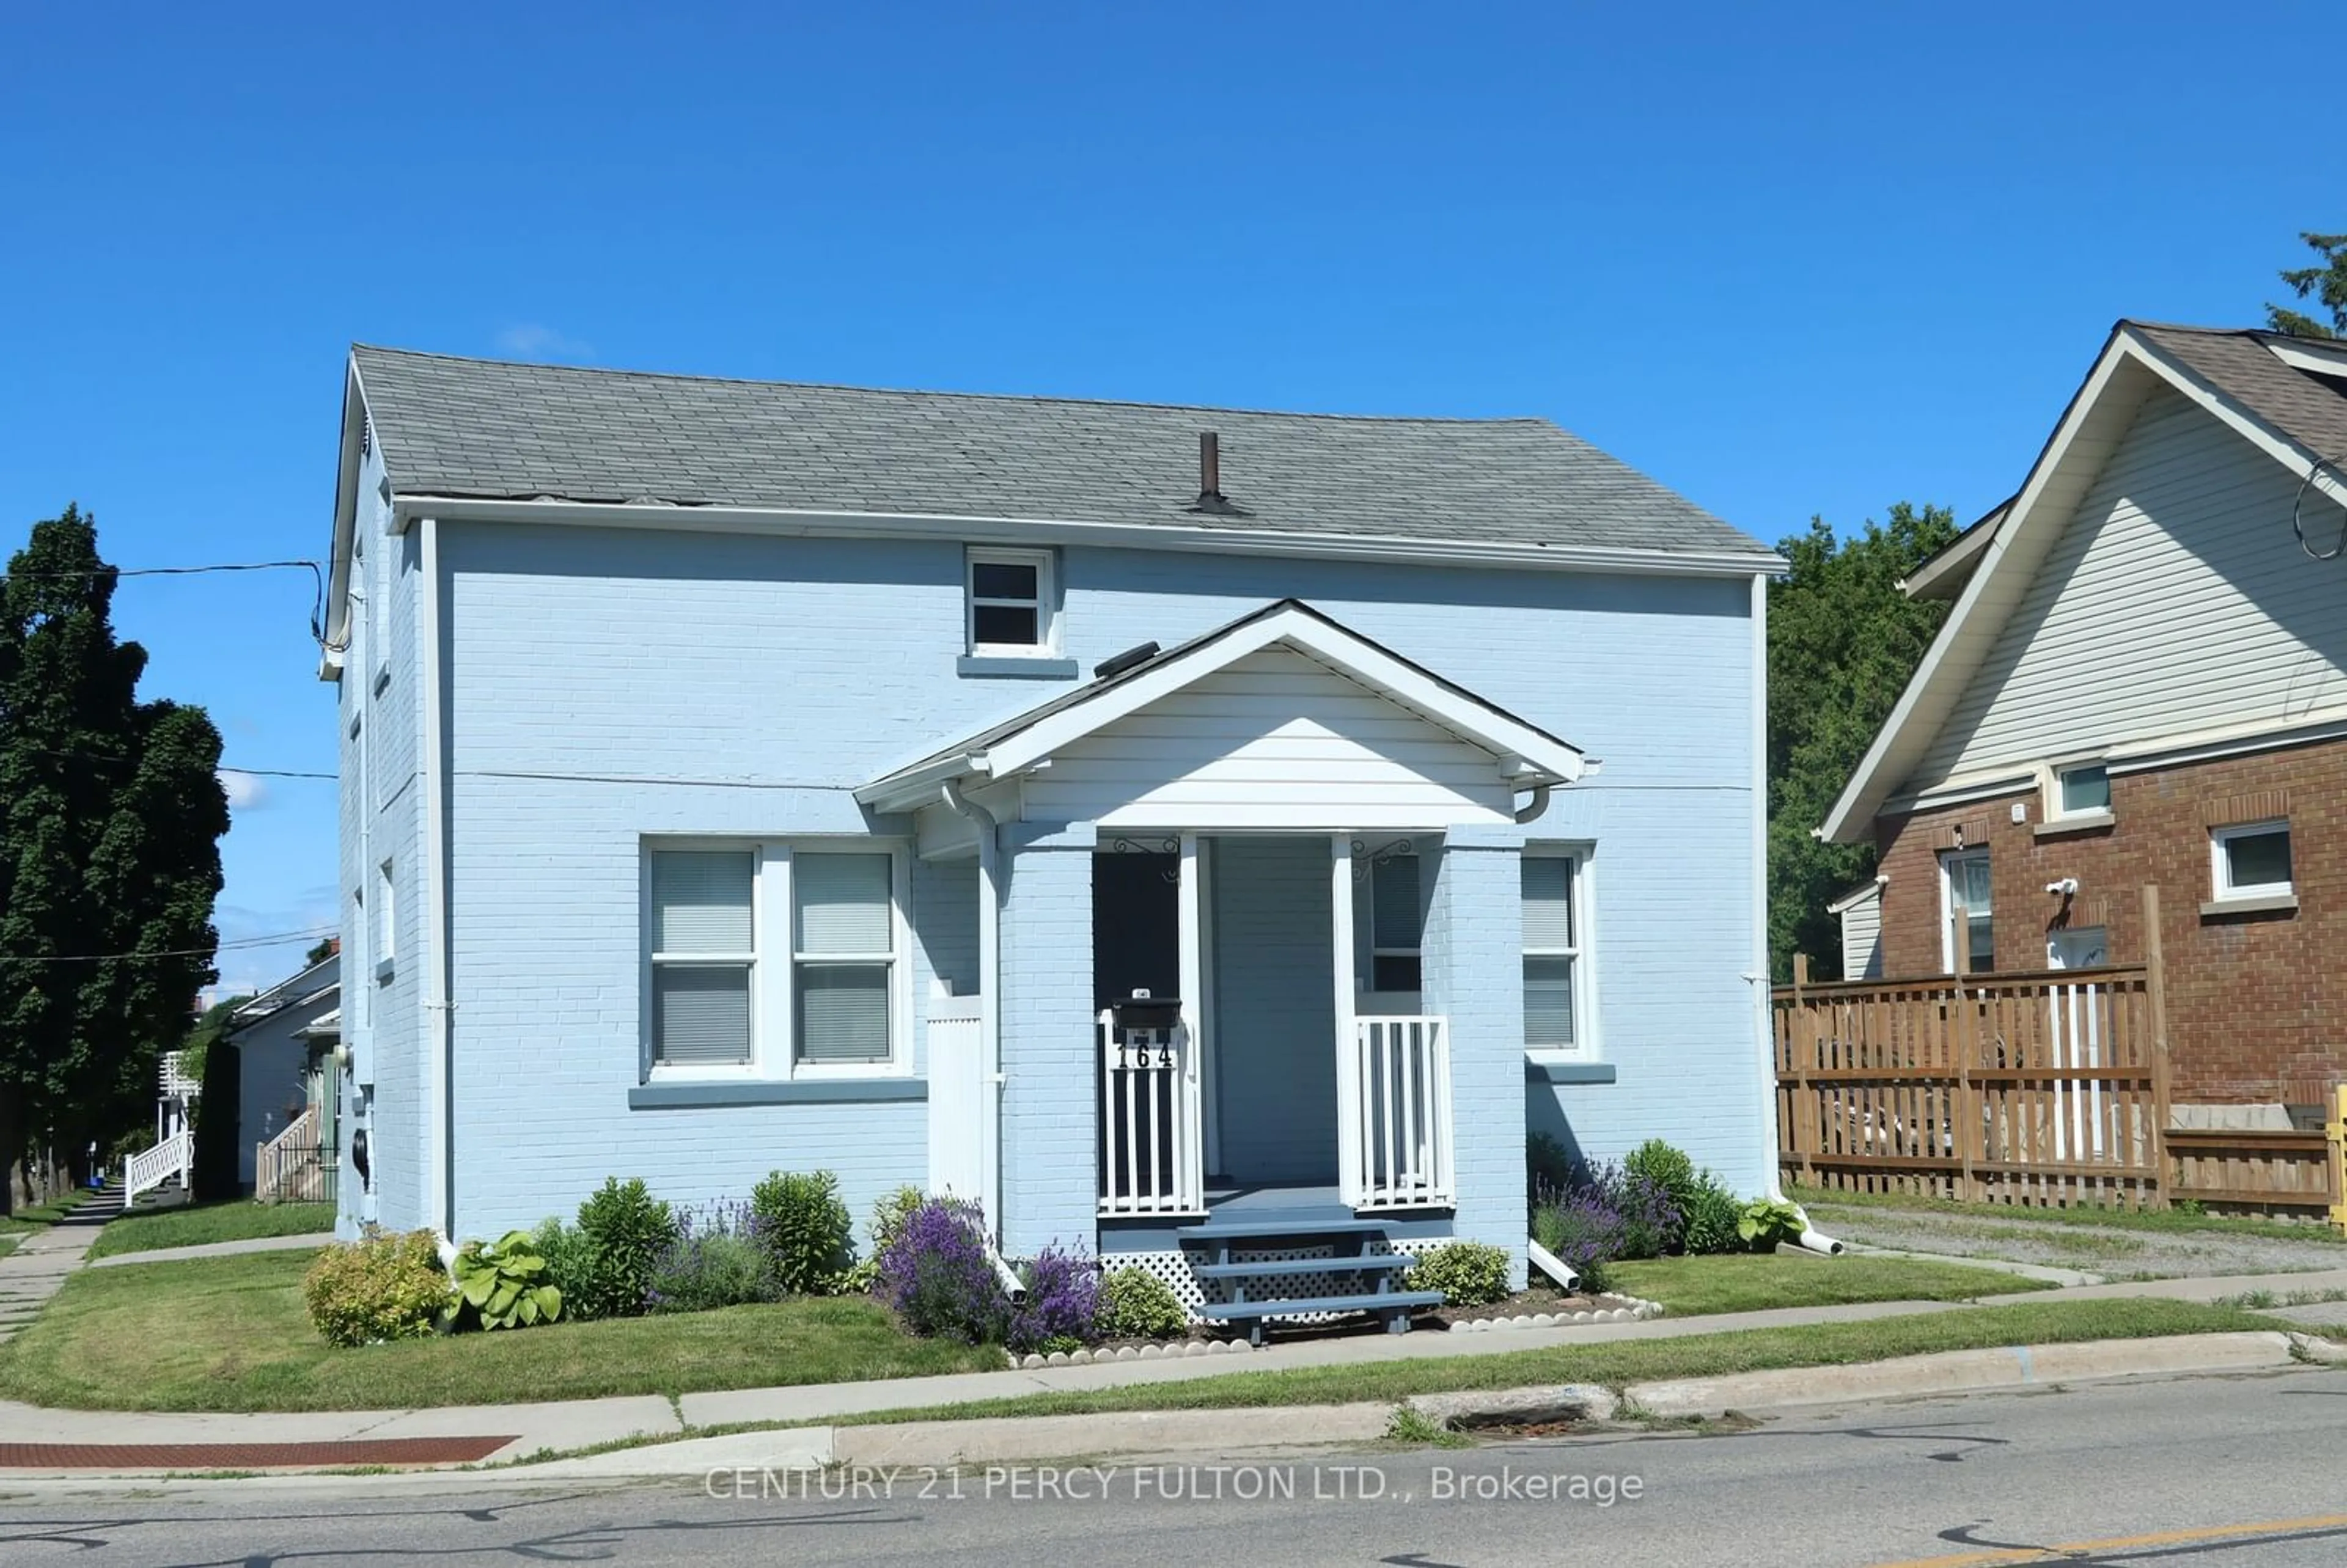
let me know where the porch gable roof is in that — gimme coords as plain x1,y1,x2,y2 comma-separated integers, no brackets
856,598,1585,814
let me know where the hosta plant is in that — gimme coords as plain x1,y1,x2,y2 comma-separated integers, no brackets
1737,1198,1807,1250
446,1229,564,1331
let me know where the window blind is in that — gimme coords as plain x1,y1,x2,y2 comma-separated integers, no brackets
797,964,891,1064
653,851,753,953
654,965,752,1066
1522,856,1574,948
795,854,891,953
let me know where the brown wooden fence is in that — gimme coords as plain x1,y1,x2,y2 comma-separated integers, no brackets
1777,885,2338,1215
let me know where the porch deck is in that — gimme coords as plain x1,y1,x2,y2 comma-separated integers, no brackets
1099,1179,1455,1254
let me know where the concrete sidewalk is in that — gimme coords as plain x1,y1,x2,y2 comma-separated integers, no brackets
87,1233,335,1269
0,1211,107,1346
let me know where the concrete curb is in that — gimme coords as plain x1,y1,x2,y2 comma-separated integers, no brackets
507,1332,2311,1479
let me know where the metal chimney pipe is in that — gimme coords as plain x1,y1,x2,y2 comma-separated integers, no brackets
1199,431,1221,500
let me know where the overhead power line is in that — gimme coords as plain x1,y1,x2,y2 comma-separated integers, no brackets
0,559,333,648
1,926,337,965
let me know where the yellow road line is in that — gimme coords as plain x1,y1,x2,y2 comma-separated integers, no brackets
1867,1510,2347,1567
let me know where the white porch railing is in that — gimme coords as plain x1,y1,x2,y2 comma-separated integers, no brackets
125,1130,193,1203
160,1049,200,1099
1348,1015,1455,1209
1097,1010,1203,1215
257,1105,332,1203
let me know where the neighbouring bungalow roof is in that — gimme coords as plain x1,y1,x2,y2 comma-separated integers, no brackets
347,345,1774,563
856,598,1585,813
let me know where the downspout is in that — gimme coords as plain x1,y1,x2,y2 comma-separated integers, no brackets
1743,571,1843,1256
420,515,455,1242
941,781,1005,1250
1513,783,1552,824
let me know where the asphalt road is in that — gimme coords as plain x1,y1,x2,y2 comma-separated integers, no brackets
6,1368,2347,1566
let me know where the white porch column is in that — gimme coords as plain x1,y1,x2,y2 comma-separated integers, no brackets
1331,835,1360,1204
1178,833,1208,1200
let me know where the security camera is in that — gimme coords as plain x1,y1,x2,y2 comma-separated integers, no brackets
2046,877,2079,896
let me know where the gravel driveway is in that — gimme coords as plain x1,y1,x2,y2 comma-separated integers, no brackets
1804,1203,2347,1279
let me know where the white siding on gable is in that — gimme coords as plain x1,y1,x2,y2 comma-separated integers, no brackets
1019,644,1516,829
1839,894,1882,982
1909,386,2347,794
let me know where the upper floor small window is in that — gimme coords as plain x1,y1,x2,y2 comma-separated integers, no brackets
966,548,1055,654
2054,762,2110,818
2211,819,2293,902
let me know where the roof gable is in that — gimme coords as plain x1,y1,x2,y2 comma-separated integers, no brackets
1823,321,2347,841
858,599,1583,815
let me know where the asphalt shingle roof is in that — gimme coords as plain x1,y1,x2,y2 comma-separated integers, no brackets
349,345,1771,560
2132,323,2347,464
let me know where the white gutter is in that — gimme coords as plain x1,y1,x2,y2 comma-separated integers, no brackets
391,494,1788,583
1743,571,1843,1256
942,782,1004,1244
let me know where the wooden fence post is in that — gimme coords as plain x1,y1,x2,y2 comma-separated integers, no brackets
2141,884,2173,1209
1789,955,1814,1189
1957,976,1980,1204
2327,1083,2347,1239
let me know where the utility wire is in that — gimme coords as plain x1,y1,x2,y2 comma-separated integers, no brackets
1,926,338,966
0,559,334,649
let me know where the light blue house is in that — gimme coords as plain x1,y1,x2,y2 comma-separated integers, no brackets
322,346,1783,1330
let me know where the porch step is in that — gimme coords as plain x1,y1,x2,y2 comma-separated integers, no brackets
1176,1216,1389,1242
1197,1288,1445,1343
1189,1253,1417,1283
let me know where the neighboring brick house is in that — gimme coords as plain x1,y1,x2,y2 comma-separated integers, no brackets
320,345,1783,1329
1822,321,2347,1113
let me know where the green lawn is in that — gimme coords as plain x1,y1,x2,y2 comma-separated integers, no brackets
0,1248,1004,1412
86,1200,337,1261
1789,1184,2347,1244
6,1190,92,1226
777,1299,2285,1431
1606,1251,2048,1316
0,1233,18,1259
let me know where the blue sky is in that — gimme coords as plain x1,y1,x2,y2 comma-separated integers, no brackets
0,3,2332,993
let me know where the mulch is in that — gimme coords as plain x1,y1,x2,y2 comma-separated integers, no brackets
0,1435,516,1471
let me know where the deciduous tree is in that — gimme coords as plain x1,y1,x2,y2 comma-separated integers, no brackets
1767,504,1959,979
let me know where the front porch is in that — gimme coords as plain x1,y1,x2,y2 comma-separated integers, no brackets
863,600,1585,1319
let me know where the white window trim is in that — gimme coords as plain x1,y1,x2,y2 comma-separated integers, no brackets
642,839,913,1083
966,546,1057,657
2040,757,2113,823
1938,848,1993,974
2209,818,2293,902
1523,843,1596,1063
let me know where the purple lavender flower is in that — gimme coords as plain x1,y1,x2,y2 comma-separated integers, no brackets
877,1196,1011,1344
1007,1242,1100,1352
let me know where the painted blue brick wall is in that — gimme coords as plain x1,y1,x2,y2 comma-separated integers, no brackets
1423,826,1530,1286
360,516,1766,1245
996,822,1096,1256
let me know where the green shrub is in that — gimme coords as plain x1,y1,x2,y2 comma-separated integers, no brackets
1738,1197,1806,1250
446,1229,563,1332
529,1217,600,1319
1405,1240,1513,1308
1096,1266,1188,1340
303,1228,449,1347
750,1170,856,1294
1625,1139,1700,1223
1680,1174,1746,1256
841,1184,928,1294
575,1177,678,1319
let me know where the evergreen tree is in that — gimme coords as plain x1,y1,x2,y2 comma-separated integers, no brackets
1767,504,1960,979
0,506,228,1210
2267,231,2347,339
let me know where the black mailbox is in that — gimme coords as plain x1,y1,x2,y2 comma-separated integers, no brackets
1108,992,1183,1033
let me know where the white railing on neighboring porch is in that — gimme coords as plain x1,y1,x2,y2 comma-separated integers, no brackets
160,1049,200,1099
125,1130,193,1203
256,1105,332,1204
1097,1011,1203,1215
1348,1015,1455,1209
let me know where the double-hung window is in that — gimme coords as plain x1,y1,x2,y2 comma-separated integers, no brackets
1522,850,1587,1053
646,843,905,1077
1368,853,1423,992
792,852,897,1068
648,850,757,1069
966,548,1056,655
